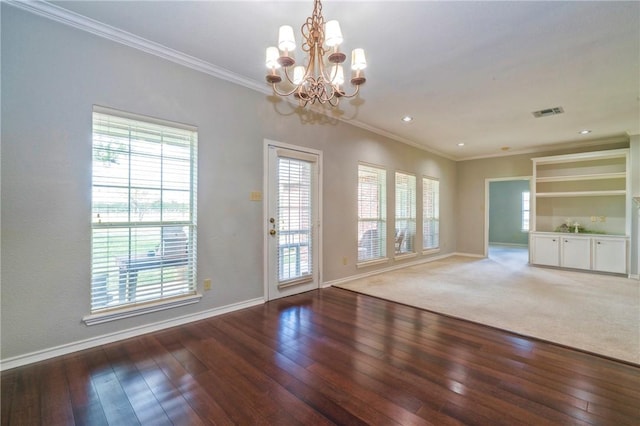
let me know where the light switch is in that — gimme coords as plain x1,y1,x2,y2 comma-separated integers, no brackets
250,191,262,201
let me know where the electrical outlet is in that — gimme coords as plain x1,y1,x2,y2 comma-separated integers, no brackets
590,216,597,222
204,279,212,291
342,256,348,265
599,216,606,222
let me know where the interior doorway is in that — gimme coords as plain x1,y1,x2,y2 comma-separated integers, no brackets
484,177,532,260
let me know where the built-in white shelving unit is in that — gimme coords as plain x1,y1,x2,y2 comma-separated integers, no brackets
529,148,630,274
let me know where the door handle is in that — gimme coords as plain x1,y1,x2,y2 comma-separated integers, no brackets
269,217,276,236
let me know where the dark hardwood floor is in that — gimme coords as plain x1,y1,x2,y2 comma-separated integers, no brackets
2,287,639,425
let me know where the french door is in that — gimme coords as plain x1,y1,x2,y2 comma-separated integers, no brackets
265,143,321,300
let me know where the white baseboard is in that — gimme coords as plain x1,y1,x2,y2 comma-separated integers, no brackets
0,297,264,371
453,251,486,258
488,242,529,248
324,251,459,288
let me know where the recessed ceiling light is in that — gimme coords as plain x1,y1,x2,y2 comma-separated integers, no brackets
401,116,413,123
457,143,465,147
579,129,592,135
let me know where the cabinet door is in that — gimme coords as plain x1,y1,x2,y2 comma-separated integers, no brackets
560,237,591,270
593,238,627,274
531,235,560,266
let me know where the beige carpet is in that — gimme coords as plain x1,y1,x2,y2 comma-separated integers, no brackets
335,247,640,365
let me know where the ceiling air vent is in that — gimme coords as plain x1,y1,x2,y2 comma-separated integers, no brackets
532,106,564,118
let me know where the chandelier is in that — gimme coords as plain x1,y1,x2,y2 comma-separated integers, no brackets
265,0,367,107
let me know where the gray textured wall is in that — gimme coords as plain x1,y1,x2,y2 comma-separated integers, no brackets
1,5,456,361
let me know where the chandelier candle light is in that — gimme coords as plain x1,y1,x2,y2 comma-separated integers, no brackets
265,0,367,107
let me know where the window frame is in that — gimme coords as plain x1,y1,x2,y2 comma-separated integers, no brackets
522,190,530,232
357,163,388,266
85,106,199,325
422,176,440,253
394,171,417,257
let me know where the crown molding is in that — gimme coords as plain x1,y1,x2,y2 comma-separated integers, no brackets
6,0,455,161
5,0,269,95
457,134,630,162
344,119,455,161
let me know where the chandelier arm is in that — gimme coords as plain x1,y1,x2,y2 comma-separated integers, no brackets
335,84,361,100
270,82,303,98
281,67,296,85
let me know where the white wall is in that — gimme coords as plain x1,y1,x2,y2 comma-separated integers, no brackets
1,5,456,362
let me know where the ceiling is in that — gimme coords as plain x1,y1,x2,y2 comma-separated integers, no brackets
37,1,640,160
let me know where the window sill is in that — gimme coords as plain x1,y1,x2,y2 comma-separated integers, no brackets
83,293,202,326
422,248,441,256
394,252,418,260
356,257,390,269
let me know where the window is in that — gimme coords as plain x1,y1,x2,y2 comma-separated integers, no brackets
395,172,416,255
522,191,530,231
422,177,440,250
91,107,197,314
357,164,386,262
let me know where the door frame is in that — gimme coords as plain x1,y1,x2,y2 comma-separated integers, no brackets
484,176,532,258
263,139,323,301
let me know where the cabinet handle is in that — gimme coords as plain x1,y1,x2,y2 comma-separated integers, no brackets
597,241,601,245
564,240,568,243
552,239,556,242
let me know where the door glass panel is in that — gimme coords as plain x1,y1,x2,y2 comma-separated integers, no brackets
277,157,313,282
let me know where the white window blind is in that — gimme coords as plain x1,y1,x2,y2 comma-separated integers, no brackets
395,172,416,255
522,191,530,231
422,177,440,250
358,164,386,262
277,157,313,283
91,108,197,312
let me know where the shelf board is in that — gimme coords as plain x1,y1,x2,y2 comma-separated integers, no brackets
532,148,629,165
536,172,626,183
536,190,626,198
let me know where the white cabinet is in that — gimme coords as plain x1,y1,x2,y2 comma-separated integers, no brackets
560,236,591,270
530,232,628,274
593,237,627,274
531,234,560,266
529,148,630,276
